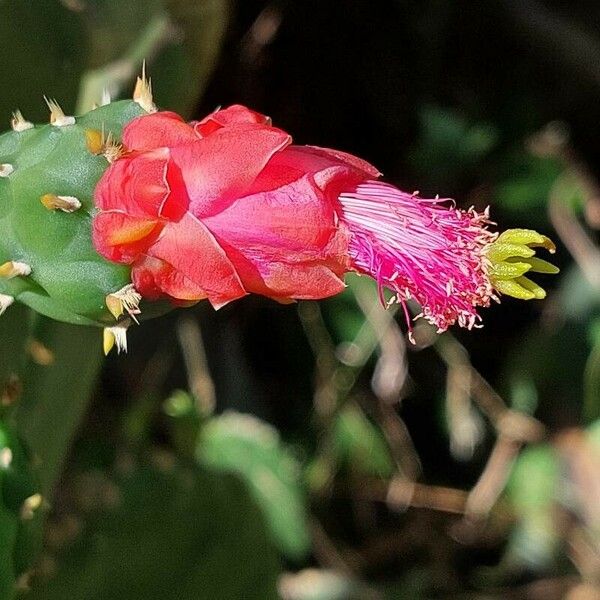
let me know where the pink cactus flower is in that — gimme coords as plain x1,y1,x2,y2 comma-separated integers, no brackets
92,105,512,333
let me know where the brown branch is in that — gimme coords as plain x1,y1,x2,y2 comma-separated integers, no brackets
464,435,521,520
309,518,362,576
385,478,468,515
352,284,421,480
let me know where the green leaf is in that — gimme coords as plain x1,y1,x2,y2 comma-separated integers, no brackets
0,419,43,600
198,411,311,561
28,461,281,600
333,405,394,479
410,105,498,188
503,445,560,570
494,153,563,214
16,318,104,494
507,445,558,512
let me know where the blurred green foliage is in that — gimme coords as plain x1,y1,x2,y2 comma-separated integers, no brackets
27,461,281,599
198,411,311,561
0,0,228,121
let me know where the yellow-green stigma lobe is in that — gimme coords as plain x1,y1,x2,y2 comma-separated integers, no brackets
486,228,559,300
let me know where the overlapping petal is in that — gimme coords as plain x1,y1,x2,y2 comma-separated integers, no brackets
92,211,162,263
273,146,380,181
131,254,207,301
169,124,291,216
193,104,271,137
144,213,247,307
123,111,200,151
204,174,339,252
203,173,348,300
213,237,346,301
95,148,171,218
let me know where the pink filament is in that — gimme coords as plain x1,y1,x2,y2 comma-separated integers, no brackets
337,180,496,333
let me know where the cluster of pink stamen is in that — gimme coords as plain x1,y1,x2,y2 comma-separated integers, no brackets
337,181,497,334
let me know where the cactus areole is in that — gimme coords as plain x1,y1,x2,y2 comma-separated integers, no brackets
0,71,558,353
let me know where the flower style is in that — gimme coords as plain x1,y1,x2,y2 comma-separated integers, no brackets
92,105,556,334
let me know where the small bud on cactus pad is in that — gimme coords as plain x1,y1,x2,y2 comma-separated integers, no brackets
0,70,559,348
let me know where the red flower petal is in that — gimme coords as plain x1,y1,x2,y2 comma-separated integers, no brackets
204,175,349,299
304,145,381,178
92,211,162,263
193,105,271,137
132,254,207,301
95,149,171,218
95,148,191,222
271,145,381,191
215,238,346,301
204,174,341,252
147,212,247,307
169,124,291,217
123,111,200,151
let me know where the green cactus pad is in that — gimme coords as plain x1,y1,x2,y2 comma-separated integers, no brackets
0,100,152,327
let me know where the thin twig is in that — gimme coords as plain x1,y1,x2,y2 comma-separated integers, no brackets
384,478,468,514
310,518,361,576
464,435,521,519
433,332,545,521
352,284,421,479
176,316,216,416
374,401,422,480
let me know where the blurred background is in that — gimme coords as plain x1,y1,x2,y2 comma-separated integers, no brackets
1,0,600,598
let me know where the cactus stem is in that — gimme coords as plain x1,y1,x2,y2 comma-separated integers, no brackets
133,61,157,114
44,97,76,127
11,109,33,132
0,293,14,315
0,447,12,469
40,193,81,213
105,283,142,323
21,493,43,520
103,321,130,355
0,163,14,177
0,261,31,279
